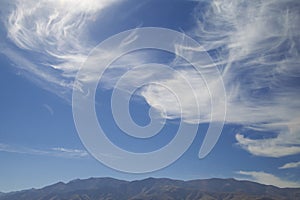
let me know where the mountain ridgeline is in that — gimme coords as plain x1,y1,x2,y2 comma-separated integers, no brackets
1,177,299,200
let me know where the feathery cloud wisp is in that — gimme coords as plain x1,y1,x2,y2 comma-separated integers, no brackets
235,125,300,157
279,161,300,169
0,0,121,97
237,170,300,188
139,0,300,157
0,143,89,159
1,0,300,159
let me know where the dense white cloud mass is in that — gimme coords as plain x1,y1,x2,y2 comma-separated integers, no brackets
237,171,300,188
1,0,300,158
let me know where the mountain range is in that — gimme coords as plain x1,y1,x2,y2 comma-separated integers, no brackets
1,177,299,200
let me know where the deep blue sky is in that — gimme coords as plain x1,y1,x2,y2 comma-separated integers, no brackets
0,0,300,192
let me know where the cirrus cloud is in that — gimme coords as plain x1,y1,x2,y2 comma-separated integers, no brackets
237,170,300,188
1,0,300,159
279,161,300,169
0,143,89,159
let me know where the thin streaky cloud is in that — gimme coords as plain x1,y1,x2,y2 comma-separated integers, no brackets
43,104,54,115
236,170,300,188
0,143,90,159
279,161,300,169
51,147,89,158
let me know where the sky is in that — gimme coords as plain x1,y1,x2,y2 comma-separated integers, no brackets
0,0,300,192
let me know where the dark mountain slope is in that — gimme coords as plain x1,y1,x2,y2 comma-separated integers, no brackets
1,177,300,200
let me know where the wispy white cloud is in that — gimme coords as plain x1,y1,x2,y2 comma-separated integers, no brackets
140,67,224,123
43,104,54,115
5,0,117,53
0,0,122,96
139,0,300,157
130,0,300,159
141,0,300,125
279,161,300,169
1,0,300,159
51,147,89,158
236,170,300,188
0,143,89,159
235,124,300,157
